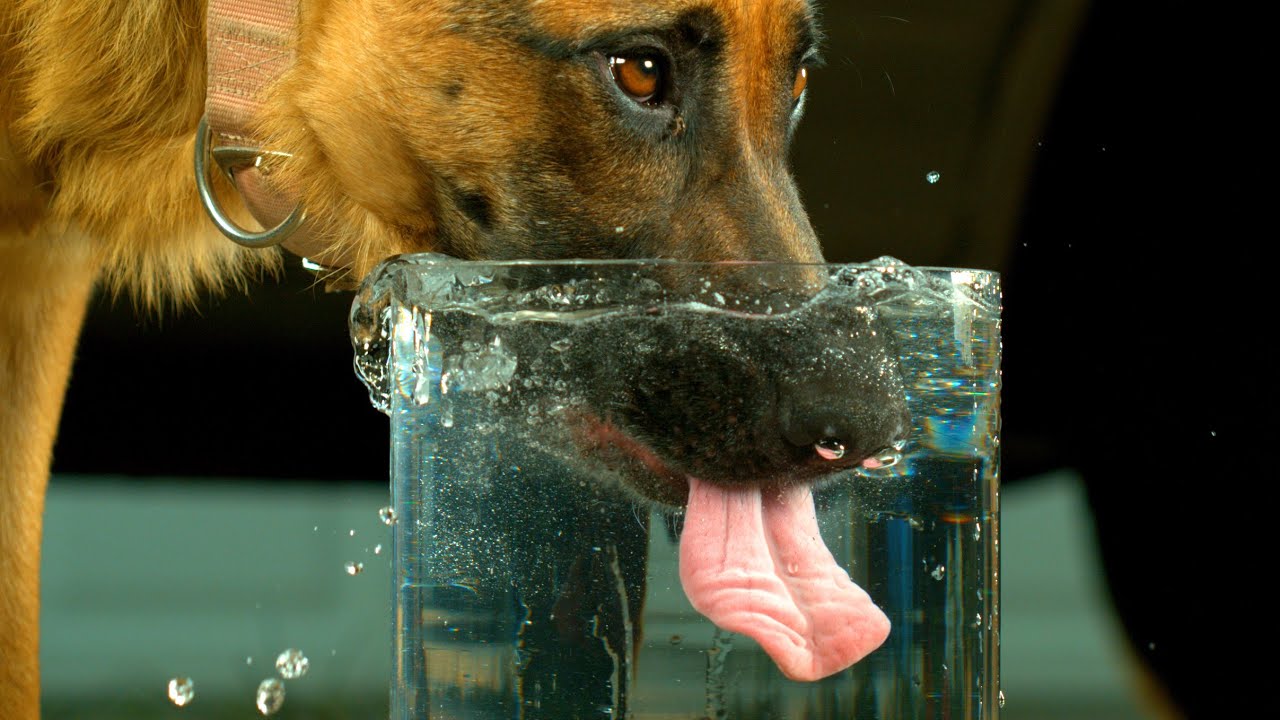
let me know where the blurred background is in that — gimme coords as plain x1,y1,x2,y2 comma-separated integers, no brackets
46,1,1247,718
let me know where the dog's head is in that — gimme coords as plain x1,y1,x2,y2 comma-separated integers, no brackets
266,0,824,275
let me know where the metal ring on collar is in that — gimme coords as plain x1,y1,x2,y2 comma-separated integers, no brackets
194,115,306,249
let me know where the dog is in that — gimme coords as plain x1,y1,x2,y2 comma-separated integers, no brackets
1,1,909,717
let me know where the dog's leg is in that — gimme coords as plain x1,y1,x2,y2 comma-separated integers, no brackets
0,233,96,720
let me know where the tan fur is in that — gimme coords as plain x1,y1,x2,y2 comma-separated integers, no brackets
1,1,821,716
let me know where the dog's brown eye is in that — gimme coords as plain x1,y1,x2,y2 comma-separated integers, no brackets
610,54,664,104
792,67,808,102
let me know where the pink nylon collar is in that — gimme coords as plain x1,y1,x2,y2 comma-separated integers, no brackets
205,0,336,265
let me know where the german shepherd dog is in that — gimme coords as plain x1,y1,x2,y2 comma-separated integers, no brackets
1,1,909,716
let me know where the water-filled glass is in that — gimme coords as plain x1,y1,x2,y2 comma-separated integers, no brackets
351,256,1001,720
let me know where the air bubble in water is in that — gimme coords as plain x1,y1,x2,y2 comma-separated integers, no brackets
815,438,846,460
275,648,309,679
931,564,946,581
379,506,397,525
345,561,364,576
256,678,285,716
167,677,194,707
873,448,902,467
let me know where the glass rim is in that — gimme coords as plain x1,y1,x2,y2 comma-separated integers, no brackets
375,253,1000,277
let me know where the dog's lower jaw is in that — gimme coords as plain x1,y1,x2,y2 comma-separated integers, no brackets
0,236,98,720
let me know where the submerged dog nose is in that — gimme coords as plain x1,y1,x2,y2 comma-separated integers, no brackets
781,384,908,467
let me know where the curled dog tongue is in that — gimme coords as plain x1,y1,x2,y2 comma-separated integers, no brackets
679,477,891,682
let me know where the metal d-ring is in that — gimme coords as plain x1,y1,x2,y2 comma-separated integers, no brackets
194,115,306,249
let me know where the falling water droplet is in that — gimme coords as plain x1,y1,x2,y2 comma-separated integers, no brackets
815,438,846,461
998,689,1006,708
167,677,195,707
255,678,285,716
931,564,946,581
275,648,309,679
379,506,397,525
345,561,364,576
926,170,942,184
374,544,383,555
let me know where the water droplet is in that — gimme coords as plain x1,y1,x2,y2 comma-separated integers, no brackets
998,689,1006,708
815,438,846,460
255,678,285,716
973,522,982,541
787,562,801,575
379,506,397,525
167,677,195,707
246,656,253,665
972,613,983,629
348,529,356,537
345,561,364,576
713,292,726,305
374,544,383,555
926,170,942,184
931,564,946,581
275,648,309,679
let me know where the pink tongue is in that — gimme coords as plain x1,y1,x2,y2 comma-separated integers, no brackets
678,477,891,682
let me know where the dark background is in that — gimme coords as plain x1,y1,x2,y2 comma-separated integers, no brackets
53,3,1254,716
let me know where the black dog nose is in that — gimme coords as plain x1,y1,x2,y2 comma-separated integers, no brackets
780,381,908,465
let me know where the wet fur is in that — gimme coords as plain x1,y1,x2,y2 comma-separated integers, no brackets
0,1,822,716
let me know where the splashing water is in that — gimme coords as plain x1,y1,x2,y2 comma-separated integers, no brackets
379,505,397,525
167,677,194,707
256,678,285,716
275,648,309,679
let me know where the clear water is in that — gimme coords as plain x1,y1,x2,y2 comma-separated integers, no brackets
351,257,1001,720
